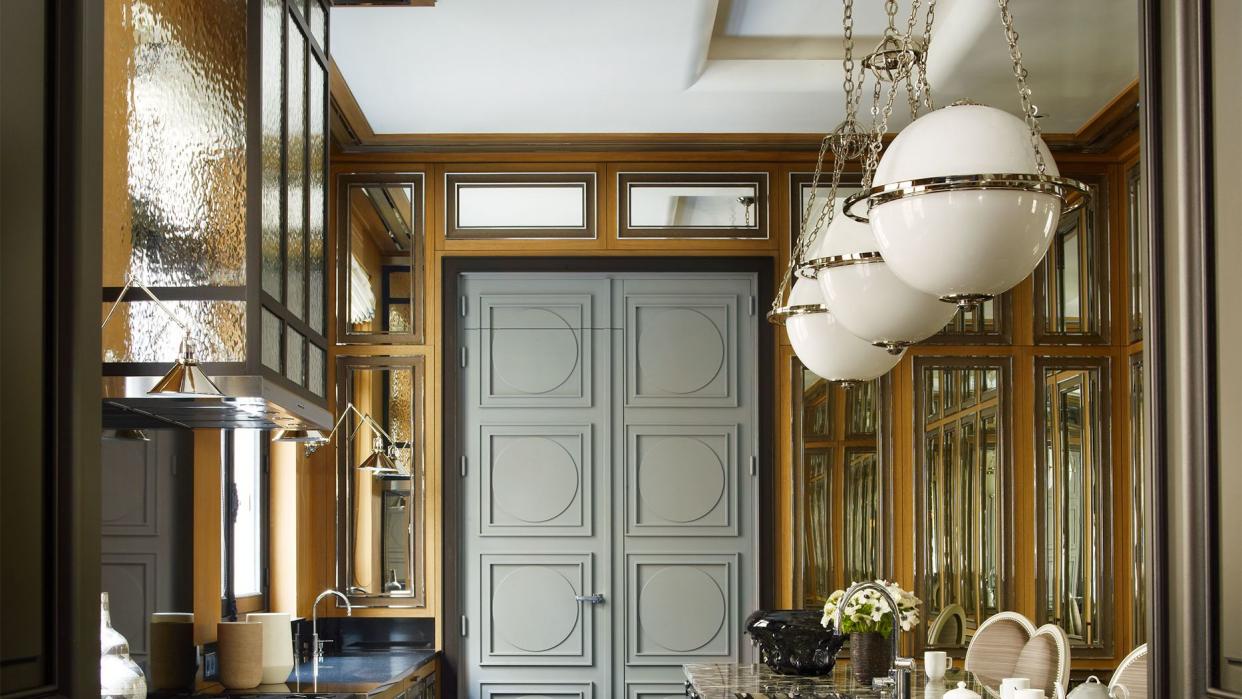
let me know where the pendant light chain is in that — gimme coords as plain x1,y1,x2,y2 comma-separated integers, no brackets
771,0,859,317
917,0,937,112
997,0,1048,174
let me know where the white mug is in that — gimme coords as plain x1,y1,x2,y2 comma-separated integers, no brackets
1001,678,1032,699
1014,689,1046,699
924,650,954,680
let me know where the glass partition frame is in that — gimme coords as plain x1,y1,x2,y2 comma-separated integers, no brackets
335,355,427,608
335,173,426,344
1033,355,1114,658
1127,164,1145,343
618,172,769,239
1129,350,1147,645
913,356,1013,656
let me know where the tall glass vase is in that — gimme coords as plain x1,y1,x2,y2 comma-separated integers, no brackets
100,592,147,699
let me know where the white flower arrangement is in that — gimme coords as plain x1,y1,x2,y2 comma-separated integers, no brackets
820,579,921,638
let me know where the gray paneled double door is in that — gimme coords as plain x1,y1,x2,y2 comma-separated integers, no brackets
458,272,759,699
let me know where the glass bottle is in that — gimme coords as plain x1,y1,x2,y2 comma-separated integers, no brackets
100,592,147,699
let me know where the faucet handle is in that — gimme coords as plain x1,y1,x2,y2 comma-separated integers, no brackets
894,656,916,670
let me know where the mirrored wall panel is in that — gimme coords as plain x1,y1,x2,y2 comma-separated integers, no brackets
619,172,768,239
787,172,863,259
337,174,424,344
1035,357,1112,656
445,172,596,239
933,296,1009,344
916,359,1010,652
792,359,888,609
1035,175,1110,343
1129,352,1146,644
336,356,426,606
1127,164,1145,343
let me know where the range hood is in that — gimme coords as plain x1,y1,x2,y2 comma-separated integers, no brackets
101,0,332,431
103,376,332,431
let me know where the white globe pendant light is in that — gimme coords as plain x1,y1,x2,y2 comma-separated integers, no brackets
783,278,904,382
845,103,1091,306
801,203,958,354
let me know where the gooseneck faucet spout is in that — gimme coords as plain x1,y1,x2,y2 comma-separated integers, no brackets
311,589,353,660
831,581,914,698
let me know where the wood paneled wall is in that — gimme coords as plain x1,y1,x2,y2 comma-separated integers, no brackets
305,91,1142,665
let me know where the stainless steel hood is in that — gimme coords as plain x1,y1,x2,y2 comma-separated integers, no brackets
103,375,332,431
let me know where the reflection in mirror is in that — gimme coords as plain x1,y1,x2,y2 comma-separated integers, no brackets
792,359,886,610
1127,165,1145,342
1129,353,1146,644
630,186,756,228
339,175,423,342
1037,177,1108,342
621,173,768,238
918,363,1007,651
1037,360,1111,653
446,173,596,239
337,358,425,606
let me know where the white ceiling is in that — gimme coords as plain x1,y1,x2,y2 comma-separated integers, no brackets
330,0,1138,135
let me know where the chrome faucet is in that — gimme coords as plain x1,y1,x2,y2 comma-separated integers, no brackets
311,589,353,660
832,581,915,699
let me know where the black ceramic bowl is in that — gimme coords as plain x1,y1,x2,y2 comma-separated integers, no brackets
745,609,847,676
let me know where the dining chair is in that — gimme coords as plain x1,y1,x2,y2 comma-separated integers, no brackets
964,611,1070,698
1108,644,1149,699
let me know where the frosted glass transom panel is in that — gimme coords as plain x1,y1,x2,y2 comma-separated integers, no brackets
445,173,596,239
102,0,248,288
458,186,586,228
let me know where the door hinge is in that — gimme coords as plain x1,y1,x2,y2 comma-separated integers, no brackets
460,455,467,477
750,455,757,476
460,615,468,637
460,296,468,317
460,346,468,368
749,295,756,316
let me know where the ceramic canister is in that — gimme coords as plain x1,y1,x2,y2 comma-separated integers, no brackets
148,613,195,690
245,612,294,685
217,621,263,689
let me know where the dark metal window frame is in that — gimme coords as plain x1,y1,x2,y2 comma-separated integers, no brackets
221,429,271,620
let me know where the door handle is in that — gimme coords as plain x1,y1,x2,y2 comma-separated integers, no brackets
575,593,605,605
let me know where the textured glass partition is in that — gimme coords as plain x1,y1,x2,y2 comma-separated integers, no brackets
102,0,330,407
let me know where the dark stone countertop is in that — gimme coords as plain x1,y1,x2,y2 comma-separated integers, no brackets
282,648,437,695
161,648,437,697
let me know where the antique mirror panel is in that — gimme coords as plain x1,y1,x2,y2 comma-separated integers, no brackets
336,356,426,607
915,358,1011,653
336,173,425,344
620,172,768,239
791,359,890,610
1035,357,1113,656
1034,174,1110,344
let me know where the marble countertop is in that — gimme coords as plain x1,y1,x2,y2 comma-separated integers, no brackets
684,663,985,698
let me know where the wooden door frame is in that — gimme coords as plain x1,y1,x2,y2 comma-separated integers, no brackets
439,256,776,697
